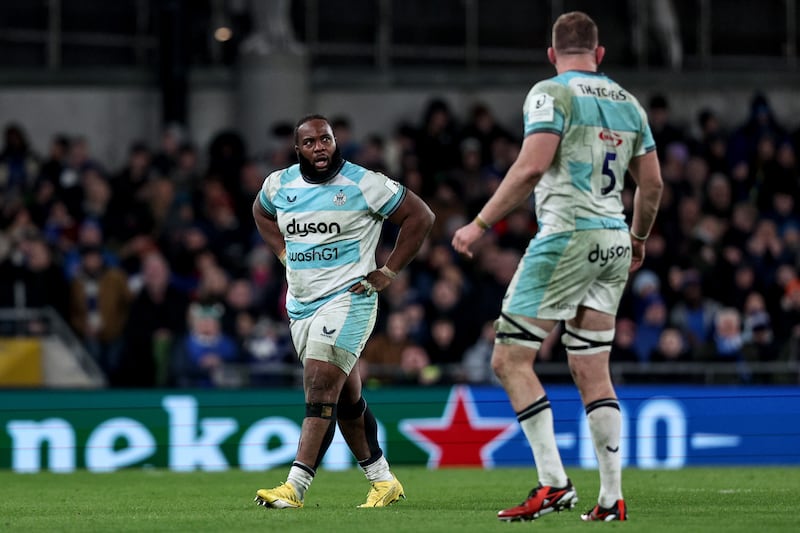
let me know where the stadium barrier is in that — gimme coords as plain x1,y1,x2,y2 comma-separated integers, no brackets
0,308,106,388
1,384,798,473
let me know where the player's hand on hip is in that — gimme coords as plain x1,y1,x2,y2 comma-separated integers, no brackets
629,239,646,273
451,223,484,259
349,270,392,296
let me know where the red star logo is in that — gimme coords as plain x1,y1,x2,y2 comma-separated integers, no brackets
399,386,517,468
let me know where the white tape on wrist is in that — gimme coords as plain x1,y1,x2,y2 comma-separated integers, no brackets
379,266,397,279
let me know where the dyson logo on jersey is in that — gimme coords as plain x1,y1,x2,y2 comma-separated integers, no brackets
587,243,631,266
286,219,342,237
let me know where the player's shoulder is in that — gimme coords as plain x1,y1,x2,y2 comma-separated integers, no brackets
262,164,301,192
342,161,401,188
527,76,573,105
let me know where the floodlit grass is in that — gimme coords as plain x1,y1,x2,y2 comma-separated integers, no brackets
0,467,797,532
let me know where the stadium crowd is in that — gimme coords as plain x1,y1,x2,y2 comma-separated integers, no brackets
1,91,798,388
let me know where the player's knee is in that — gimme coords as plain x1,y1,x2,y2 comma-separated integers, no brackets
305,402,338,419
490,348,521,379
337,396,366,420
490,351,507,378
561,325,614,356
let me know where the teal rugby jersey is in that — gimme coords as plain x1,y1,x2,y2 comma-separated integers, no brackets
522,70,655,237
258,161,406,319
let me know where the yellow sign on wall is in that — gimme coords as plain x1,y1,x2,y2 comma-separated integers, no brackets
0,338,43,386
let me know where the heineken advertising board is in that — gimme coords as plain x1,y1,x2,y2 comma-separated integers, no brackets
1,385,798,473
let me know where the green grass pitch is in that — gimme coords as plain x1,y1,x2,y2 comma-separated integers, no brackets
1,467,797,532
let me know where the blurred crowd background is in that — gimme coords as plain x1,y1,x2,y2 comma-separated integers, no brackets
1,89,799,388
1,0,799,389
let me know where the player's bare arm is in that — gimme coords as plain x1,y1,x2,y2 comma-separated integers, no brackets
252,198,288,265
625,150,663,272
452,132,560,258
349,189,434,295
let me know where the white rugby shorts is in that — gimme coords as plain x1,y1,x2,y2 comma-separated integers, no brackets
289,289,378,374
502,229,631,321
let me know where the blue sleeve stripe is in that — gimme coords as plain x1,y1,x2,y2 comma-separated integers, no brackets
378,187,407,218
524,127,563,137
258,189,276,217
525,109,565,137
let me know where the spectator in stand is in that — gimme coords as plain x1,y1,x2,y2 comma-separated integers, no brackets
80,167,114,229
40,200,78,253
383,122,417,178
399,344,439,386
709,307,750,382
234,159,267,240
58,136,100,218
0,234,69,323
62,219,119,281
244,244,286,321
611,317,641,364
37,134,70,188
416,98,461,195
469,246,522,329
702,172,734,220
684,154,710,199
669,269,721,357
195,258,231,304
264,121,297,172
170,142,202,205
426,178,467,243
151,123,186,177
197,178,250,274
463,320,500,384
109,141,156,243
68,244,132,379
721,202,759,269
355,133,389,175
459,102,512,169
728,92,787,174
773,265,800,341
692,108,729,172
746,219,789,282
117,251,189,387
360,309,417,385
330,116,361,162
742,310,778,358
423,316,463,377
647,94,685,157
423,276,474,356
207,130,247,195
0,123,39,212
481,133,520,183
444,137,485,210
221,278,259,337
721,261,758,310
171,301,240,388
496,207,536,253
242,316,296,387
648,327,695,382
635,291,668,363
765,188,800,240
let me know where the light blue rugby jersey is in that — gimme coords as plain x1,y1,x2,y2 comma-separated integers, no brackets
522,70,655,237
258,161,406,319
